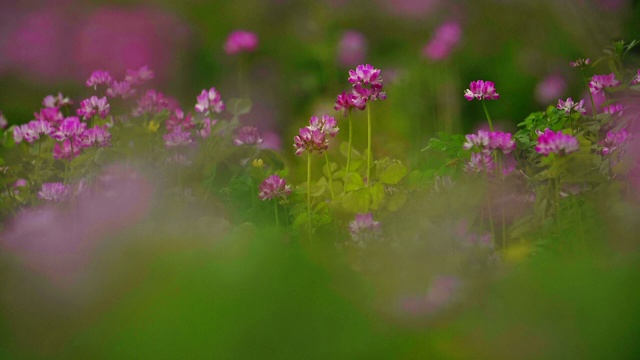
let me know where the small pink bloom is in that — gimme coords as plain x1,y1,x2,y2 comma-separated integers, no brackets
308,115,339,137
163,126,193,148
334,91,362,116
422,21,462,61
0,112,7,129
557,97,586,115
166,109,195,132
535,129,579,156
293,127,327,156
600,128,628,155
589,73,620,94
38,182,68,201
106,80,135,99
233,126,263,146
349,213,382,244
124,65,155,85
53,139,83,160
194,87,225,115
133,90,177,117
258,175,292,201
86,70,113,90
51,116,86,142
464,80,499,101
42,92,72,108
78,125,111,148
464,152,495,173
348,64,383,85
603,103,624,115
569,58,590,68
34,107,64,125
535,75,566,104
198,118,217,138
77,96,110,120
224,30,258,55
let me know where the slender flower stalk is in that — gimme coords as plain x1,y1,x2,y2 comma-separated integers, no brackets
464,80,499,131
366,105,372,186
307,152,312,235
481,101,493,131
324,152,335,199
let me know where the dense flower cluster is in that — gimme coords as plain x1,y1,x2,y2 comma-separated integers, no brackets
569,58,590,68
195,87,225,116
224,30,258,55
86,70,113,90
38,182,68,201
603,103,624,115
334,91,362,116
77,96,110,120
347,64,387,108
133,89,176,117
308,115,339,137
163,126,193,148
557,97,586,115
293,127,328,156
600,128,628,155
464,152,496,173
349,213,382,245
589,73,620,94
464,80,499,101
258,175,292,201
463,130,516,154
233,126,263,146
43,92,72,108
535,129,579,156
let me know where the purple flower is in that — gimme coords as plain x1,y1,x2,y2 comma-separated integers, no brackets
166,109,195,132
600,128,628,155
632,69,640,85
463,130,515,155
348,64,383,86
0,112,6,129
464,80,500,101
86,70,113,90
308,115,339,137
50,116,86,142
38,182,68,201
337,31,367,67
43,92,72,108
77,96,110,120
334,91,362,116
163,126,193,148
349,213,382,244
258,175,292,201
124,65,155,85
77,126,111,148
224,30,259,55
133,90,177,117
13,120,53,144
198,118,217,138
53,139,83,160
293,127,328,156
464,152,495,173
569,58,590,68
589,73,620,94
535,129,579,156
34,107,64,125
194,87,225,115
347,64,387,108
603,103,624,115
233,126,263,146
106,80,135,99
557,97,587,115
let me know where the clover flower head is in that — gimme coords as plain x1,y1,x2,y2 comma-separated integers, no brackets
589,73,620,94
233,126,263,146
224,30,258,55
106,80,135,99
133,90,176,117
464,152,495,173
462,130,490,151
166,108,195,132
258,175,292,201
308,115,339,137
347,64,386,108
569,58,590,68
463,130,515,155
632,69,640,85
348,64,383,85
13,120,52,144
0,112,6,129
53,139,83,160
195,87,225,115
557,97,586,115
34,107,64,125
535,129,579,156
78,125,111,148
293,126,328,156
334,91,361,116
600,128,628,155
603,103,624,115
77,96,110,120
51,116,86,142
163,126,193,148
86,70,113,90
43,92,72,108
124,65,154,85
198,118,217,138
464,80,499,101
349,213,382,245
38,182,68,202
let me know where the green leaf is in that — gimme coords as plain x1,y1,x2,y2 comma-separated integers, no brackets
343,172,364,192
379,163,407,185
387,191,407,212
339,141,362,159
370,183,385,210
342,188,370,213
310,177,327,197
226,98,253,116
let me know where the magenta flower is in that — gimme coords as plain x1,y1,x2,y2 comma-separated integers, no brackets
50,116,86,142
77,126,111,148
258,175,292,201
0,112,6,129
34,107,64,125
166,109,195,132
133,90,177,117
535,129,579,156
337,31,367,67
347,64,387,108
43,92,72,108
13,120,53,144
293,127,328,156
124,65,155,85
535,74,566,104
349,213,382,244
194,87,225,115
53,139,83,160
603,103,624,115
86,70,113,90
600,128,628,155
308,115,339,137
463,130,515,155
569,58,590,68
557,97,587,115
348,64,383,85
589,73,620,94
198,118,217,138
163,126,193,148
334,91,362,116
224,30,258,55
464,80,500,101
106,80,135,99
77,96,110,120
464,152,495,173
38,182,68,201
632,69,640,85
233,126,263,146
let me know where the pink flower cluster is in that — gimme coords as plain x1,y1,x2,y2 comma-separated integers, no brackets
38,182,68,201
258,175,292,201
632,69,640,85
464,152,496,173
233,126,263,146
343,64,388,112
194,87,225,116
600,128,628,155
603,103,624,115
349,213,382,244
464,80,500,101
77,96,110,120
163,126,193,148
589,73,620,94
557,97,586,115
0,112,6,129
224,30,259,55
293,115,338,156
422,21,462,61
569,58,590,68
87,66,153,99
133,89,177,117
463,130,516,155
535,129,579,156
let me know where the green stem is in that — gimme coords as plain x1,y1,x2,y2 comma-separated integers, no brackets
581,69,597,117
366,105,372,187
274,200,279,227
307,152,312,236
481,101,494,131
346,113,353,173
324,151,335,200
35,139,42,181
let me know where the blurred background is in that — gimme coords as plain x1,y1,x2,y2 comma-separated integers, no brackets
2,0,640,358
